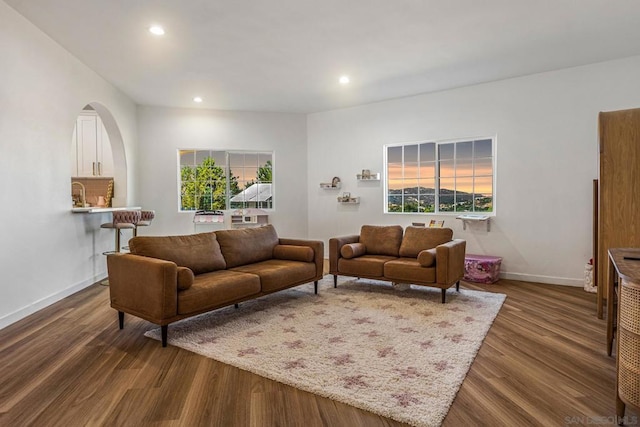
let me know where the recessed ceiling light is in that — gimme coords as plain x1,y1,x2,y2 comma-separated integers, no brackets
339,75,350,85
193,96,203,103
149,25,165,36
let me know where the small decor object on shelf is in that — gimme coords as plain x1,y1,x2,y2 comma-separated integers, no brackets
337,193,360,204
320,176,341,189
356,171,381,180
429,220,445,228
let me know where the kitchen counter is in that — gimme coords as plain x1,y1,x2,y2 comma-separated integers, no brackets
71,206,141,214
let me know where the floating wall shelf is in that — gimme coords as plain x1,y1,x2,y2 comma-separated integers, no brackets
337,196,360,204
356,172,380,181
456,214,491,231
320,177,342,189
320,182,341,189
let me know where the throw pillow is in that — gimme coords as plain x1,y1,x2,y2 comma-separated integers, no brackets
273,245,314,262
340,242,366,259
417,249,437,267
176,267,195,290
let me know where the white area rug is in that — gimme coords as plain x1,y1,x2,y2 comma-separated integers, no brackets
146,277,505,427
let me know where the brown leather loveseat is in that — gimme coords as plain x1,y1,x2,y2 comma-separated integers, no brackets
107,225,323,346
329,225,466,303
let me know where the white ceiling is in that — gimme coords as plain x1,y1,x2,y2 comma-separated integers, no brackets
6,0,640,113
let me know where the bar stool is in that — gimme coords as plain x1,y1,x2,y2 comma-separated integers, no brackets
101,210,141,254
134,210,155,236
119,210,156,252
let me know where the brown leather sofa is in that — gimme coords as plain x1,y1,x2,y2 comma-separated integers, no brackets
329,225,466,303
106,225,324,346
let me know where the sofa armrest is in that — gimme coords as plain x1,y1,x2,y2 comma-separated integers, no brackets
435,239,467,286
278,238,325,280
329,235,360,274
106,253,178,324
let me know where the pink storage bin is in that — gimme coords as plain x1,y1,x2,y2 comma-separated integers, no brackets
464,254,502,284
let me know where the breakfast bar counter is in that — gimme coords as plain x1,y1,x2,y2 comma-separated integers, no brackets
71,206,141,214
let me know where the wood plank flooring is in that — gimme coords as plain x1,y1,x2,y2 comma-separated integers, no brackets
0,278,631,426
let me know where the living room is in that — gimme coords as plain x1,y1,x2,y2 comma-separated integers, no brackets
2,1,640,425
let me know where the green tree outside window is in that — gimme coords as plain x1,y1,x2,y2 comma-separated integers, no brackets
180,153,272,211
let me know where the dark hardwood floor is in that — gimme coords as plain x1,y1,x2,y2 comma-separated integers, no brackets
0,277,630,426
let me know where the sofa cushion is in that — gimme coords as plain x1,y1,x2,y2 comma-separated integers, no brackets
231,259,316,293
273,245,314,263
338,255,397,278
340,243,366,259
216,225,279,268
360,225,403,257
384,258,436,284
399,227,453,257
177,270,261,315
417,249,437,267
176,267,195,290
129,232,226,275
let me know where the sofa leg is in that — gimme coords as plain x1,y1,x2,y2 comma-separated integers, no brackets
118,311,124,330
314,281,318,294
161,325,168,347
333,275,337,288
234,303,239,309
456,281,460,292
441,289,446,304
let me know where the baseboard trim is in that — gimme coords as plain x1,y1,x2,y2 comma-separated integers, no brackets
499,272,583,287
0,273,107,330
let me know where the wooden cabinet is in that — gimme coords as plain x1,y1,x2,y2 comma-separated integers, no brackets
71,111,113,177
596,108,640,318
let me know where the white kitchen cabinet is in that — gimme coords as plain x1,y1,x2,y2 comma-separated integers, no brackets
71,111,114,177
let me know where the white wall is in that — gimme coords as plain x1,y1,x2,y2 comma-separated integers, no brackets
308,56,640,286
0,1,138,328
136,106,308,238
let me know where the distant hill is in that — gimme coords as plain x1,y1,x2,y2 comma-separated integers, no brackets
388,186,480,202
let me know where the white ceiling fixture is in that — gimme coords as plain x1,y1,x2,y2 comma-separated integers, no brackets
339,75,350,85
148,25,165,36
6,1,640,113
193,96,203,103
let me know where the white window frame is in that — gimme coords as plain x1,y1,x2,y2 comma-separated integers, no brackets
177,149,275,212
383,136,496,215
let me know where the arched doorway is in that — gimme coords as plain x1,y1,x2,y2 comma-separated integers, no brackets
70,103,128,208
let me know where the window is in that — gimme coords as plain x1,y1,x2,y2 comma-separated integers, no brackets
385,138,494,214
178,150,273,211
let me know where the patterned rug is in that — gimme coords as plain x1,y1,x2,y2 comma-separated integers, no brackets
146,277,505,427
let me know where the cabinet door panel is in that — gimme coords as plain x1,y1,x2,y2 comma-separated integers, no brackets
98,117,114,176
77,114,98,177
71,112,114,177
598,108,640,295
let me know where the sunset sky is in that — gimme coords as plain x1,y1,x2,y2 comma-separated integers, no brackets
386,140,493,195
